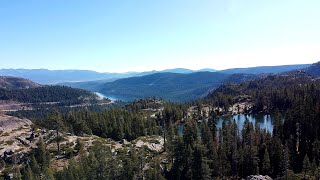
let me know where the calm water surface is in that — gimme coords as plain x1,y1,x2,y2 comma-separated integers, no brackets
217,114,274,132
95,92,123,102
178,114,274,136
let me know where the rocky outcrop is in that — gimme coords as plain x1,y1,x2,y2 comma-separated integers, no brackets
134,136,164,152
246,175,273,180
0,114,34,159
0,114,32,132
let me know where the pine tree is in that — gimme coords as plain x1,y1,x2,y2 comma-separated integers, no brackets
262,149,271,175
84,152,99,180
170,138,185,179
303,155,311,178
121,158,135,180
191,143,211,180
183,120,198,147
313,139,320,166
201,122,212,147
35,137,50,170
145,158,165,180
206,135,219,177
92,144,111,179
74,138,83,153
47,110,65,152
30,155,41,176
23,165,35,180
12,166,21,180
184,144,193,179
108,156,121,180
43,167,55,180
280,145,290,179
242,145,259,177
311,160,317,177
66,158,80,180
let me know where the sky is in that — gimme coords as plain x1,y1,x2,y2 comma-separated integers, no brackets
0,0,320,73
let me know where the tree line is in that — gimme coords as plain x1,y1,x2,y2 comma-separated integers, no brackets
0,85,97,104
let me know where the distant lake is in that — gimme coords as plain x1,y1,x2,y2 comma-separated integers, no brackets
94,92,123,102
178,114,274,136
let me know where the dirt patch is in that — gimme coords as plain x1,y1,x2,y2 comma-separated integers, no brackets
0,114,35,158
0,114,32,132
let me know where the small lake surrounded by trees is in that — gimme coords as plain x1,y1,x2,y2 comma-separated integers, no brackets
217,114,274,132
178,114,274,136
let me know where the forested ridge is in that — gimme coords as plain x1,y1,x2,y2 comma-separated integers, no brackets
0,76,40,90
0,85,98,104
208,70,320,113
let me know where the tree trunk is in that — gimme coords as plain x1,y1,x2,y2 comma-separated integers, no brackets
56,129,60,152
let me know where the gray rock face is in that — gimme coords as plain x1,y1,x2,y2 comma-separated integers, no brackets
246,175,273,180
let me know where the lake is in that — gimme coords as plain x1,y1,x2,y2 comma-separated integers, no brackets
95,92,122,102
217,114,274,132
178,114,274,136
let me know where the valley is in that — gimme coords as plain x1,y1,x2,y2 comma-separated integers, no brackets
0,62,319,179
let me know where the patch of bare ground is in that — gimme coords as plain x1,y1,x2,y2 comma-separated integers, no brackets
0,115,34,152
0,114,37,174
0,101,33,112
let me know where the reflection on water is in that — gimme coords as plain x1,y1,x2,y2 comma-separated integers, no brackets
217,114,274,132
178,114,274,136
95,92,121,102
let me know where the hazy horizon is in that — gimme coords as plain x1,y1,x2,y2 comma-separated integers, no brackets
0,61,315,73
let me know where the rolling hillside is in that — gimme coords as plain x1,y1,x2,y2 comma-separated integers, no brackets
0,76,40,89
207,62,320,112
52,63,313,102
304,61,320,76
0,76,100,105
99,72,261,101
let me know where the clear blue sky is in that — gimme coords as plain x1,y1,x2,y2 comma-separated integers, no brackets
1,0,319,72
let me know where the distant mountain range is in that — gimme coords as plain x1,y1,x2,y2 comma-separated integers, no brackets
0,69,128,84
0,68,209,84
219,64,311,74
0,64,309,84
0,63,316,102
56,63,313,102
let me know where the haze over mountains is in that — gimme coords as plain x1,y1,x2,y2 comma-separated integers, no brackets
0,63,316,102
62,63,315,102
98,72,262,102
0,64,310,84
0,68,211,84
